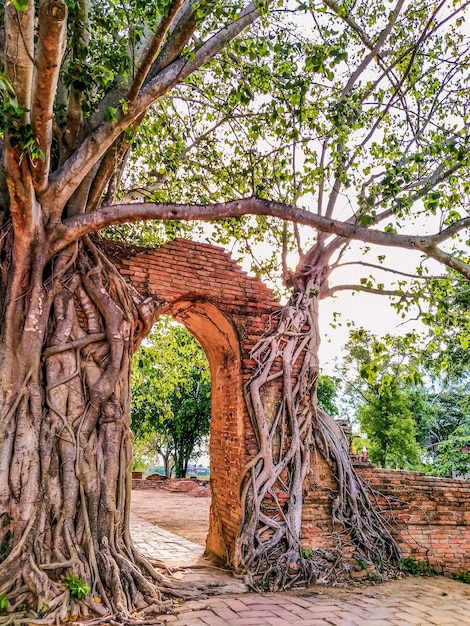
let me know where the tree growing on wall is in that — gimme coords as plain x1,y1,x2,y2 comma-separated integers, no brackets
2,0,470,621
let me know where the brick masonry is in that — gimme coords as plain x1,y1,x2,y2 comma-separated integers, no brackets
112,237,280,564
355,466,470,575
109,237,469,575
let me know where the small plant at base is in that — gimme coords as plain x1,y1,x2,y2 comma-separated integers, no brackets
453,571,470,584
399,557,439,576
300,546,313,559
0,593,9,611
65,575,90,599
38,602,52,617
368,571,382,583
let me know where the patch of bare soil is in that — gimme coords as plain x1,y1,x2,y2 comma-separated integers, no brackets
131,486,211,546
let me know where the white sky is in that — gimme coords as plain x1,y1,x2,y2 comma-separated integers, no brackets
318,283,418,373
317,242,435,372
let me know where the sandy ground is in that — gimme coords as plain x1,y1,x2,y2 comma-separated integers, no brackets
131,489,211,546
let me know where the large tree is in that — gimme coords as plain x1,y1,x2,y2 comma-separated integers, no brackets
2,0,470,622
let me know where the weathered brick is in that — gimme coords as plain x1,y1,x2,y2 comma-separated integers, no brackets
117,238,470,575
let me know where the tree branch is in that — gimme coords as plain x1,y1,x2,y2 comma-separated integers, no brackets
127,0,186,102
46,196,470,280
143,0,199,86
4,1,34,115
324,284,400,298
333,260,434,280
41,1,264,214
340,0,406,98
87,0,198,132
60,0,89,162
3,2,36,235
32,0,68,192
431,215,470,244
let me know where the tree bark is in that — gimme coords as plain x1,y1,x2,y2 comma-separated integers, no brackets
0,231,176,624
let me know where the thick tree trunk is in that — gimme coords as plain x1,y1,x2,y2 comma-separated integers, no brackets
0,233,173,624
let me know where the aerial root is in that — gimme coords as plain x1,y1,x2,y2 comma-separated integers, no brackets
235,280,402,589
0,544,178,626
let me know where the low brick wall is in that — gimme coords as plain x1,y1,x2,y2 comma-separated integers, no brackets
132,478,169,490
356,466,470,575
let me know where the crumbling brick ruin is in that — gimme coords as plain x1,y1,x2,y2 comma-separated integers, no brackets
113,238,469,575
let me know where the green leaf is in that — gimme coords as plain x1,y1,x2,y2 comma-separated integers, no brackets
105,107,117,124
0,593,8,611
12,0,29,11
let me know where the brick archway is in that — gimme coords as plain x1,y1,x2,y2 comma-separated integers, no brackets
111,237,470,576
114,238,280,563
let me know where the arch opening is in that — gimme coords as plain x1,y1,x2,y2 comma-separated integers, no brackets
130,298,244,564
168,298,244,562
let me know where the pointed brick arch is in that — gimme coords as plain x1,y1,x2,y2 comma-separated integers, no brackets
114,238,280,562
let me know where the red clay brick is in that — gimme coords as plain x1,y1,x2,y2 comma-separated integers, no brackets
117,238,470,575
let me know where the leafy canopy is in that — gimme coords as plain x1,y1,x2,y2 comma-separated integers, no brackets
54,0,470,297
339,326,470,474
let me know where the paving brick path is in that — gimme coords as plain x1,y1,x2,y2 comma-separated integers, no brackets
131,512,470,625
131,512,203,566
168,576,470,625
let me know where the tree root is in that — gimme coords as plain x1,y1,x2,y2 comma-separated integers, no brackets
235,275,402,590
0,240,175,624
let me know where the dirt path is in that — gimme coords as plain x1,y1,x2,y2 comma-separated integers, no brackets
131,489,211,546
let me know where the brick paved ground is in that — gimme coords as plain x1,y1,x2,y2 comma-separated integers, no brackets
167,576,470,625
131,512,204,566
131,507,470,625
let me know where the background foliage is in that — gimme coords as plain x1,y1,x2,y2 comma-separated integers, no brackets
131,317,211,478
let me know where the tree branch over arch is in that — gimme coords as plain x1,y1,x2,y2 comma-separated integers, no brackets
50,198,470,280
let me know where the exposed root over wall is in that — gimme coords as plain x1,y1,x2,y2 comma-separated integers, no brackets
235,277,401,591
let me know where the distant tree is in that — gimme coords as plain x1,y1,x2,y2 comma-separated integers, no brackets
414,386,470,457
358,379,421,468
340,327,470,471
317,374,340,416
165,368,210,477
131,317,210,478
433,424,470,478
341,329,422,468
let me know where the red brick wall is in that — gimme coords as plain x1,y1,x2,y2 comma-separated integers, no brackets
302,461,470,576
109,238,470,575
356,467,470,575
112,238,280,563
